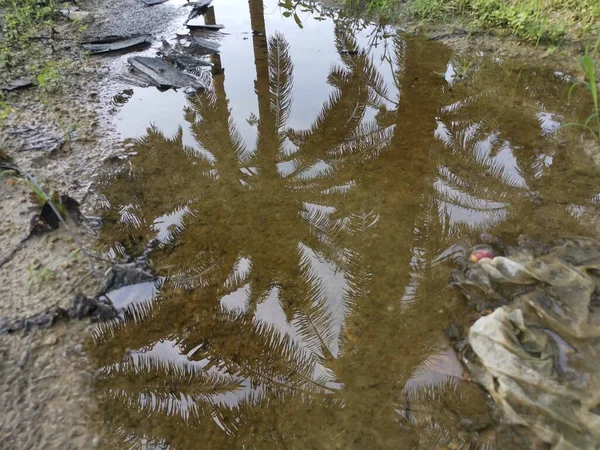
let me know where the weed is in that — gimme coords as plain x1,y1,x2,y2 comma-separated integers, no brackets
28,264,55,293
561,34,600,140
0,93,10,121
413,0,447,20
37,60,66,93
0,0,58,43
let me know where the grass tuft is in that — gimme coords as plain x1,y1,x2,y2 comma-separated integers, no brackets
561,34,600,140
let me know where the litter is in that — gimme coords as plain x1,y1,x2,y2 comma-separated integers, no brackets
82,35,151,54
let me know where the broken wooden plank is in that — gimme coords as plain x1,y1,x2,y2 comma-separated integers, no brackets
81,35,151,54
127,57,206,90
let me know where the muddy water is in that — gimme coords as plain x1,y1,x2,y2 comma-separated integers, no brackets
89,0,600,448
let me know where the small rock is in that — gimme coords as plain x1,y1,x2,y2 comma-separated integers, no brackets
42,335,58,346
68,11,94,24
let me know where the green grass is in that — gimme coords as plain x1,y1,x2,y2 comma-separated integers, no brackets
0,0,59,72
0,0,58,43
355,0,600,43
37,60,66,93
561,35,600,140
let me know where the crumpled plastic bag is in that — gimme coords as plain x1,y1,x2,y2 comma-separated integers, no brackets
459,237,600,449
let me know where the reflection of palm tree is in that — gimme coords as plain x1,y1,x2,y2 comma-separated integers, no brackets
93,2,387,447
97,127,213,258
90,4,600,449
433,62,600,240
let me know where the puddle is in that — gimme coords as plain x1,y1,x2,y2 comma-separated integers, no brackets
89,0,600,448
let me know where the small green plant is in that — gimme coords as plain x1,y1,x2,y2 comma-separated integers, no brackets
28,264,55,293
0,92,10,120
37,61,65,93
561,34,600,140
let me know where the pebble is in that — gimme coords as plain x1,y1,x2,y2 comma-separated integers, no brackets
42,335,58,346
68,11,94,24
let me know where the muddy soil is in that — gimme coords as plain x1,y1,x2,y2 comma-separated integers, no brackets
0,0,596,449
0,0,190,448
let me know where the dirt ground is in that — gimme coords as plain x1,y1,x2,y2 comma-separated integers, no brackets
0,0,593,449
0,1,190,448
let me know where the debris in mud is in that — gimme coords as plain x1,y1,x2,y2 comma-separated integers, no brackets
69,293,117,321
0,148,13,163
127,56,207,90
140,0,170,5
159,40,212,72
82,35,151,54
188,34,221,53
454,236,600,449
0,294,117,334
36,193,82,230
111,89,135,106
185,20,224,31
0,78,33,92
99,263,155,295
7,125,65,154
0,178,83,269
0,309,65,334
185,0,213,21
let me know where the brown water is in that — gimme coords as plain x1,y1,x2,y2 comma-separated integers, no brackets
89,1,600,448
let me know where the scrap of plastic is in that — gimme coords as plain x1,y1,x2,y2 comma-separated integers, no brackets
461,237,600,449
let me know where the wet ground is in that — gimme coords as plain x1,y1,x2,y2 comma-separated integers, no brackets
83,0,600,449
